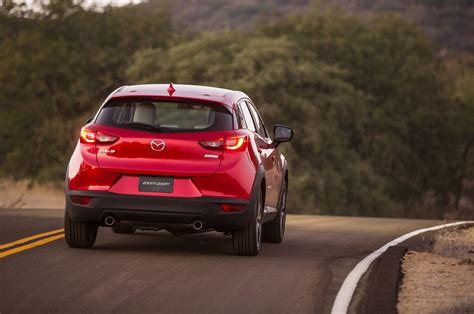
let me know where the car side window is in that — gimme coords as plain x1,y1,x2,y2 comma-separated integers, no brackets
239,101,256,132
247,101,268,138
235,102,247,129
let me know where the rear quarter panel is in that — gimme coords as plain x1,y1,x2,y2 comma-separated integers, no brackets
193,130,258,199
67,140,120,191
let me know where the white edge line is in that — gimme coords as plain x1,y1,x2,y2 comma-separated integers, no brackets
330,220,474,314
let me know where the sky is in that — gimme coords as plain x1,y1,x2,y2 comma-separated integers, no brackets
83,0,142,6
17,0,143,8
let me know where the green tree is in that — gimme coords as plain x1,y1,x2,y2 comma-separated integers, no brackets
0,1,172,181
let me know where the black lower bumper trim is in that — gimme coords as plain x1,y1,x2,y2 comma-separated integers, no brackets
65,191,253,232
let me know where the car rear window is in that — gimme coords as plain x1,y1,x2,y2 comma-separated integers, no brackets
95,98,233,133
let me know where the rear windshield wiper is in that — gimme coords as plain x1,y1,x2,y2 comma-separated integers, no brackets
120,122,163,132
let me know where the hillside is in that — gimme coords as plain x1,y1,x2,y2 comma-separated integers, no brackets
143,0,474,53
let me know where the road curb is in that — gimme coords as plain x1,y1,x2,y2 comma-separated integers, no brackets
331,221,474,314
364,245,408,314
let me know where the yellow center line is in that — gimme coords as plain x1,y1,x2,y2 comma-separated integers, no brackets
0,233,65,259
0,228,64,250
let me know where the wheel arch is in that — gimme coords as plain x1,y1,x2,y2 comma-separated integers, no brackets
260,176,266,205
251,164,266,205
278,169,289,211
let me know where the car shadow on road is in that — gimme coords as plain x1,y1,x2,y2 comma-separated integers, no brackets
90,226,345,259
92,228,237,256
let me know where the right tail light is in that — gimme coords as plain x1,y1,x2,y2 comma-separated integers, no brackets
200,135,247,151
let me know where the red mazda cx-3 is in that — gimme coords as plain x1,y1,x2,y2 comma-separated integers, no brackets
65,84,293,256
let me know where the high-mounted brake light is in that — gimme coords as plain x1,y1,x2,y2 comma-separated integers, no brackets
200,135,247,151
80,127,119,144
167,82,176,96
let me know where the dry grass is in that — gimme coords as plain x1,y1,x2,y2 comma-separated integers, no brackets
398,251,474,314
398,227,474,314
433,227,474,262
0,193,26,209
0,179,64,209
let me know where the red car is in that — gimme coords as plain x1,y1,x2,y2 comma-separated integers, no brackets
65,84,293,256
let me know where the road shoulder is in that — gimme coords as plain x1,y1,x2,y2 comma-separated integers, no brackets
350,226,474,314
398,227,474,314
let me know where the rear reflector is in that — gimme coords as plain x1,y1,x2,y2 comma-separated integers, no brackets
220,203,245,212
200,135,247,151
70,196,92,206
80,127,119,144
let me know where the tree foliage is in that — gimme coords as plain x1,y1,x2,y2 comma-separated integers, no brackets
0,0,172,180
0,1,472,218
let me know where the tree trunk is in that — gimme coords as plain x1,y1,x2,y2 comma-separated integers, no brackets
455,139,472,209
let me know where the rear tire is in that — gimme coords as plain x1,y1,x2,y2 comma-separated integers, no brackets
64,209,98,248
232,188,264,256
112,224,135,234
263,180,287,243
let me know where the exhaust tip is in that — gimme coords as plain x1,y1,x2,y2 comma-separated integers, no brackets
192,220,204,231
104,216,115,226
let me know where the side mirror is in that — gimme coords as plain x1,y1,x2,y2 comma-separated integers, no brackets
86,117,94,124
273,124,294,144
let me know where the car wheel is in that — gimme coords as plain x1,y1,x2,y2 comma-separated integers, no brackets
232,188,264,256
112,224,135,234
263,180,287,243
64,209,98,248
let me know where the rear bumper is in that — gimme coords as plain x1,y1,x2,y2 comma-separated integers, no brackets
65,191,253,231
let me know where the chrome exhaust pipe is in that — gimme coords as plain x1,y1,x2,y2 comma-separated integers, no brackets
104,216,116,226
192,220,204,231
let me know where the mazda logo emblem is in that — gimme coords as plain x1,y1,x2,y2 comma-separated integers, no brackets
150,139,166,152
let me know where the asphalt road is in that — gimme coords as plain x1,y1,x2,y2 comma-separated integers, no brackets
0,208,439,314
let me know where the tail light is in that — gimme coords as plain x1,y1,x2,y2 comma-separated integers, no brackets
80,128,96,143
80,127,118,144
200,135,247,151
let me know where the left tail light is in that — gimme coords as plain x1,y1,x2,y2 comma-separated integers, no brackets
80,127,119,144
